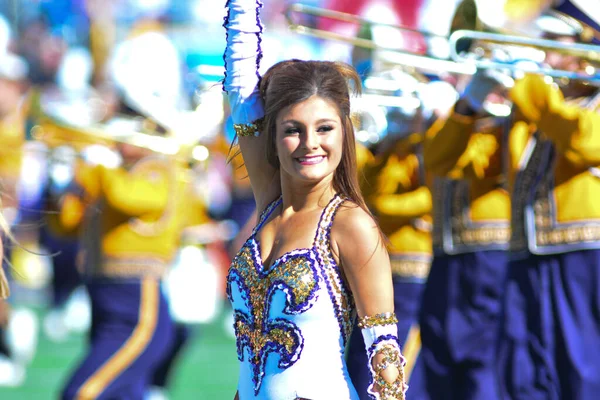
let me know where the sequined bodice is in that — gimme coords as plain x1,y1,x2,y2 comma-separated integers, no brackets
226,195,357,398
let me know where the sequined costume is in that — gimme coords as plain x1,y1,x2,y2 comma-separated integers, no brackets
227,195,359,399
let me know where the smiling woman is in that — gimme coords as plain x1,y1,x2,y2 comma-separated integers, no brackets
223,0,407,399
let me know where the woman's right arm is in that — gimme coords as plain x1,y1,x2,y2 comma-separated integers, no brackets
223,0,279,211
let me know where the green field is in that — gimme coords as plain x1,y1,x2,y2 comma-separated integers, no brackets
0,309,239,400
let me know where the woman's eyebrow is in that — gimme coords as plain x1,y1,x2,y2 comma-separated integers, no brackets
281,118,337,124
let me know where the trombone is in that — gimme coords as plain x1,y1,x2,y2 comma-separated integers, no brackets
33,112,211,164
31,88,214,164
449,29,600,81
285,3,476,76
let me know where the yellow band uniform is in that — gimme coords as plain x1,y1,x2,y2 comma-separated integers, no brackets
359,138,432,280
424,107,511,255
508,74,600,256
59,156,208,279
0,106,28,209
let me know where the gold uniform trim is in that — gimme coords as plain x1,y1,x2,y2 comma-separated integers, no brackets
458,226,511,246
75,278,159,400
390,259,431,280
402,324,421,381
99,256,169,279
511,133,600,255
536,224,600,246
433,178,510,254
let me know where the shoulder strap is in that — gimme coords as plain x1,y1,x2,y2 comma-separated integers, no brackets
313,194,346,248
312,194,355,344
251,196,282,237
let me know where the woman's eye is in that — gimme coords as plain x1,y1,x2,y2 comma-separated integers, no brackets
284,128,300,135
318,125,334,133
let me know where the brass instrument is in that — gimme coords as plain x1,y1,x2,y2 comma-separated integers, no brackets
449,29,600,81
32,90,211,164
449,0,600,81
285,3,476,76
34,116,211,164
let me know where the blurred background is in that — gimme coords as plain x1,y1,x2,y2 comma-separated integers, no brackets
0,0,388,398
0,0,598,399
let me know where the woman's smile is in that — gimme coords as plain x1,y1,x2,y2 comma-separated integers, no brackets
296,155,326,165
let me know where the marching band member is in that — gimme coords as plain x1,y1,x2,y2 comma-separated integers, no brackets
496,15,600,400
57,134,205,399
57,21,207,398
419,69,512,400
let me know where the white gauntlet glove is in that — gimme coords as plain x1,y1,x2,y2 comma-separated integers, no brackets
223,0,265,127
359,312,407,400
80,144,122,168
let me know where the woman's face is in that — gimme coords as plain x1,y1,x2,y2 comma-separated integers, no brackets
275,95,344,185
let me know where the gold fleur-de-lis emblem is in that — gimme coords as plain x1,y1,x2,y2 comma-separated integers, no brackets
227,242,320,394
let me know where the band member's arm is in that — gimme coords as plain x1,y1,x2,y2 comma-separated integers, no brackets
99,166,169,217
424,109,502,180
58,194,87,231
511,74,600,168
423,105,476,175
369,186,432,221
58,162,102,230
360,139,418,199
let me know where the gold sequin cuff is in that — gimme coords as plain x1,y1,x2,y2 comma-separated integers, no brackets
234,117,265,138
358,312,398,329
372,345,407,400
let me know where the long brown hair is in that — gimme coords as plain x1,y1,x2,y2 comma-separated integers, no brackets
259,60,370,213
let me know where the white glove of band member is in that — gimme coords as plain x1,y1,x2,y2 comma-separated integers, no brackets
80,144,122,168
462,69,514,112
417,80,459,119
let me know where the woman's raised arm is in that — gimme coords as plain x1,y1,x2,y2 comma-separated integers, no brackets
223,0,279,210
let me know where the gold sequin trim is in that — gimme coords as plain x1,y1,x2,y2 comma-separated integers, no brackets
373,345,407,400
234,118,264,137
358,312,398,329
